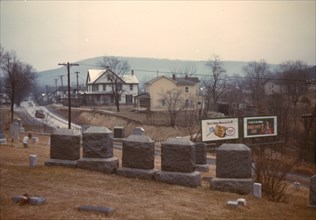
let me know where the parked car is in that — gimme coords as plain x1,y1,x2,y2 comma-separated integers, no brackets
35,110,45,118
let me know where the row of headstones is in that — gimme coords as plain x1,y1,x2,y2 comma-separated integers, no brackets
44,126,316,205
45,126,210,188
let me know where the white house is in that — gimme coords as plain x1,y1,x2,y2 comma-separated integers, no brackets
84,69,139,106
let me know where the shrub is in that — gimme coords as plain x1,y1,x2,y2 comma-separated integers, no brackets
254,152,297,202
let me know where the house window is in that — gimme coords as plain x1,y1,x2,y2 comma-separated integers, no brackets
103,85,106,91
185,87,189,92
185,99,189,107
129,84,133,91
126,95,133,104
92,85,98,91
161,99,165,107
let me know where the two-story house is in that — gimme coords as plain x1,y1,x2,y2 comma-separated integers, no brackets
135,74,202,111
84,69,139,106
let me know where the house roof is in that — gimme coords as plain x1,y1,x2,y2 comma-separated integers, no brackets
87,69,106,84
121,74,139,84
145,75,175,85
145,75,200,86
175,77,200,86
87,69,139,84
135,93,150,99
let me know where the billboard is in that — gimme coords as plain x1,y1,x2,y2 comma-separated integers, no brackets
243,116,277,138
201,118,239,142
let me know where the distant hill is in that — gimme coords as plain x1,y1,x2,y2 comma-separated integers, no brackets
36,56,269,86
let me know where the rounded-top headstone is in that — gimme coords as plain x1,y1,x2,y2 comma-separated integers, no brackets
216,143,252,178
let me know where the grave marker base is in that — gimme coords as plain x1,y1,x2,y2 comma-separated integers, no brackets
155,171,201,188
77,157,118,174
45,159,77,168
116,167,158,180
210,177,253,194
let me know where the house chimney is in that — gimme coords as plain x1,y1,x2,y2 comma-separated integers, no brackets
172,74,176,80
131,70,134,75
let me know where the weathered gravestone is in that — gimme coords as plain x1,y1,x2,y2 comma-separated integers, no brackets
45,128,80,167
309,175,316,208
155,138,201,187
132,127,145,135
116,134,157,179
113,126,125,139
77,126,118,174
210,143,253,194
194,142,209,172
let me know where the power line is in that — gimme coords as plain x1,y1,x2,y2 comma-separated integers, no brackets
78,62,312,83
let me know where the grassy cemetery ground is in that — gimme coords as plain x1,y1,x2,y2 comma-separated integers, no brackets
0,135,315,220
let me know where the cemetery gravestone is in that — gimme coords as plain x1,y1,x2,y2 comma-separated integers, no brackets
194,142,209,172
113,126,125,139
210,143,253,194
116,134,157,179
45,128,80,167
77,126,118,174
155,138,201,187
309,175,316,207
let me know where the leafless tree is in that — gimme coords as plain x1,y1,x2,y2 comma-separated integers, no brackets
242,60,271,106
204,55,227,110
279,61,309,107
0,49,36,121
97,56,130,75
107,71,125,112
97,56,130,112
159,88,184,127
170,64,197,77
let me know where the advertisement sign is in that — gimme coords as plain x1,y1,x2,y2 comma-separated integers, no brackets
243,116,277,138
201,118,239,142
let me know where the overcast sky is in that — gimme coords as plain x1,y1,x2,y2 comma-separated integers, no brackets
1,1,315,71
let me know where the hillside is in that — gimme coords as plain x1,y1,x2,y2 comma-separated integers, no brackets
36,56,255,86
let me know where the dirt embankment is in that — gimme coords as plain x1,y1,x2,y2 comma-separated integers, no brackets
69,109,190,141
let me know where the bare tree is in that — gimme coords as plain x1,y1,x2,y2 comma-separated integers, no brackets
0,49,36,121
242,60,271,106
159,88,184,127
107,71,125,112
204,55,227,110
170,64,197,77
279,61,309,107
97,56,130,112
97,56,130,75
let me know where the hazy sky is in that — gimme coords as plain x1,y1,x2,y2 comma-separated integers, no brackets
1,1,315,71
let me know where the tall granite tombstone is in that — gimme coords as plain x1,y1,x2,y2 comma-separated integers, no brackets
155,138,201,187
210,143,253,194
77,126,118,174
309,175,316,208
116,134,157,179
45,128,80,167
194,142,209,172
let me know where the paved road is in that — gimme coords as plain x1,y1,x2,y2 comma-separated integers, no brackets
15,101,81,135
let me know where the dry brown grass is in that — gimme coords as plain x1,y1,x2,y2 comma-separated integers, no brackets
0,134,315,220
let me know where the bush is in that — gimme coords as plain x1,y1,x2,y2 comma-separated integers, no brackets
254,152,297,202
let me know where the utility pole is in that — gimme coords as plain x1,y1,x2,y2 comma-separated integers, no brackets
75,71,79,94
58,75,64,87
58,62,79,129
55,78,58,91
